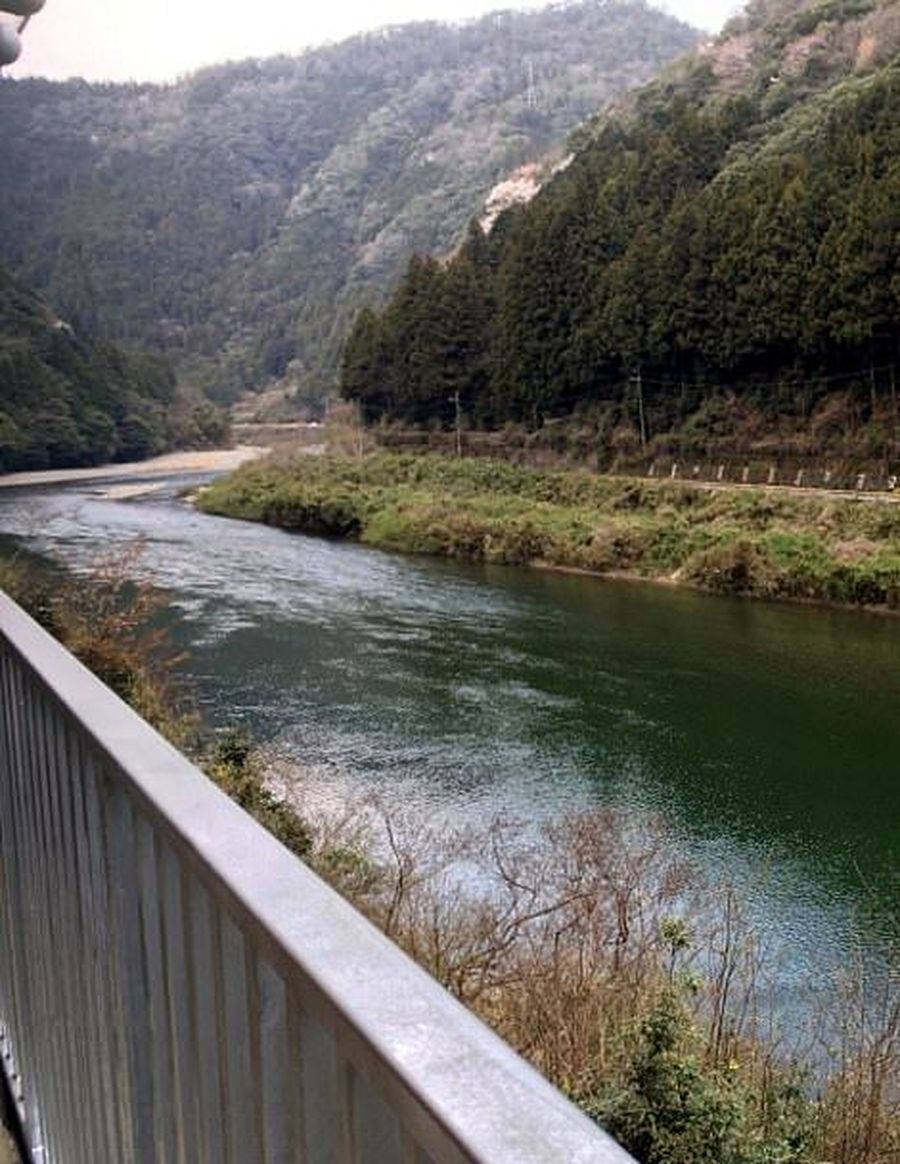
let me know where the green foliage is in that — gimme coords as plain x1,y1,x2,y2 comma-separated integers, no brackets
341,0,900,455
0,267,227,471
0,3,697,409
682,539,779,596
316,845,381,897
593,991,814,1164
204,730,312,859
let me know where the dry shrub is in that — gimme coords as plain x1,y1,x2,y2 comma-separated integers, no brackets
3,542,192,738
682,538,778,596
810,392,854,441
815,960,900,1164
286,782,900,1161
325,400,374,458
300,794,764,1090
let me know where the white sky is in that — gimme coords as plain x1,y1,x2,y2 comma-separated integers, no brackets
8,0,741,84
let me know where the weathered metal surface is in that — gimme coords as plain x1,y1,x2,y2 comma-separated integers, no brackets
0,591,635,1163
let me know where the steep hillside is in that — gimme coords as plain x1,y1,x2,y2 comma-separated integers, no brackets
0,267,225,471
0,1,698,412
342,0,900,470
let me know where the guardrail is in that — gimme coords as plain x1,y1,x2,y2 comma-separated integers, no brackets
0,591,634,1164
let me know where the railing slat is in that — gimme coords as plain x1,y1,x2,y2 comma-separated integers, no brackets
136,816,178,1164
257,959,290,1164
0,649,26,1134
353,1073,408,1164
41,697,87,1164
187,878,226,1164
284,983,309,1162
220,914,257,1164
8,663,42,1149
159,841,194,1164
299,1006,344,1164
70,738,120,1164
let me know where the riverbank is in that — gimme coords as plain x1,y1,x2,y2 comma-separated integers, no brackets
196,451,900,611
0,445,268,490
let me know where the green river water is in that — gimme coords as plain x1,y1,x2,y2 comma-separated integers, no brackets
0,472,896,1017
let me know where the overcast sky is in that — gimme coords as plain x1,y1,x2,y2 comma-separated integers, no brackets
8,0,741,84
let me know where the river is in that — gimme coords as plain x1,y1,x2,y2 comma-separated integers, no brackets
0,470,897,1022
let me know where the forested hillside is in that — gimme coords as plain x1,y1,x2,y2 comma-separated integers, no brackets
0,267,225,471
342,0,900,468
0,1,697,413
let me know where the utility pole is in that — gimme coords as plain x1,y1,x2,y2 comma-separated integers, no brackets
631,368,647,453
870,360,878,419
356,408,365,460
451,390,462,457
525,58,537,110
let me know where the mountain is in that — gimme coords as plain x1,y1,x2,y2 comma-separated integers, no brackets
342,0,900,469
0,267,225,471
0,1,698,415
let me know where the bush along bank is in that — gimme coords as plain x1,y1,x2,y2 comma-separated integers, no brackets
196,451,900,610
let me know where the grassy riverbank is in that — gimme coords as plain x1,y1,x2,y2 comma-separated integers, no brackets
197,452,900,610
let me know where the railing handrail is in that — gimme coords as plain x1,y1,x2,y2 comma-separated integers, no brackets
0,590,635,1163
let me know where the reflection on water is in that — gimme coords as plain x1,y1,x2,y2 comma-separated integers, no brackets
0,474,897,1006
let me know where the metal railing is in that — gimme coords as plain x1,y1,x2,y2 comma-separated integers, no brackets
0,591,634,1164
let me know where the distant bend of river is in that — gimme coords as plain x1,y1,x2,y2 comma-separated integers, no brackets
0,472,897,1019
